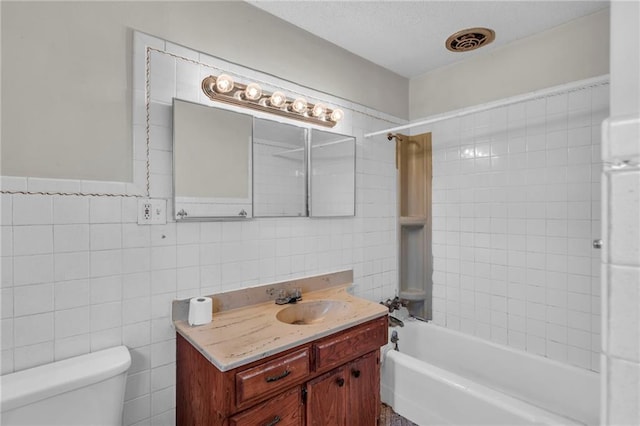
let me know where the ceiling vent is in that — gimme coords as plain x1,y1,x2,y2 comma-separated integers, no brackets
445,27,495,52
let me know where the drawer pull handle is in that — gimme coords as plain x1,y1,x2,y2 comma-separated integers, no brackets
265,370,290,383
336,377,345,387
264,415,281,426
352,369,361,378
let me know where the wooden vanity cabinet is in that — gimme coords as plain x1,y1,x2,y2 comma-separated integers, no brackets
176,316,387,426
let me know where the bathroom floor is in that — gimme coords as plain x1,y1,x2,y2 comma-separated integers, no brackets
380,403,419,426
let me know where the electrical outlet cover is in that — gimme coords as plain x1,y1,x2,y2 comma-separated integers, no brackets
138,198,167,225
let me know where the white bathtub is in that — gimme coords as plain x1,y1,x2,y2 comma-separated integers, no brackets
380,321,599,425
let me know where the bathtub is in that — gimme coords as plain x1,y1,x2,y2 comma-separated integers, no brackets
380,320,599,425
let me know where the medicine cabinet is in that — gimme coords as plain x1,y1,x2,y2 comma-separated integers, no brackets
172,99,355,221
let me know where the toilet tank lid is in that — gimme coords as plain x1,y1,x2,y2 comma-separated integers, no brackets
1,345,131,412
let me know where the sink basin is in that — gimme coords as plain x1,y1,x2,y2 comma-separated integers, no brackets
276,300,351,325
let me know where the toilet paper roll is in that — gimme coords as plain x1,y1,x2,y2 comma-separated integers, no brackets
188,297,213,326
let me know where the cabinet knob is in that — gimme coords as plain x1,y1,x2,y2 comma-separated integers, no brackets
352,369,361,378
336,377,345,387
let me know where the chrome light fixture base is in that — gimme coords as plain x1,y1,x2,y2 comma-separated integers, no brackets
201,75,342,128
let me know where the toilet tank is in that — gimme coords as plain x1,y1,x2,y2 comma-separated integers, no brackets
1,346,131,426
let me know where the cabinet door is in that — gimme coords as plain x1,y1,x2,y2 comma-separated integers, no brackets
347,352,379,426
305,366,347,426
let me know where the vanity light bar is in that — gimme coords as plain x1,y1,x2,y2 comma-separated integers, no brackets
201,75,343,128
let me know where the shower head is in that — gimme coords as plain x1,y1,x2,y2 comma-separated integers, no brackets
387,133,399,141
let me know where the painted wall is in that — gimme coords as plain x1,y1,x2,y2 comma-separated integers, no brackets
0,24,400,426
1,1,408,182
410,10,610,119
417,82,608,371
602,1,640,424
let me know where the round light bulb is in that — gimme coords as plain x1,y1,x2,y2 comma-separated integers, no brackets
269,91,287,108
330,108,344,122
311,103,326,118
244,83,262,101
215,74,234,93
291,97,308,114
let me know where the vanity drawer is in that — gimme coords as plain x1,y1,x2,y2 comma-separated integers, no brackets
236,348,310,405
230,386,303,426
313,316,387,372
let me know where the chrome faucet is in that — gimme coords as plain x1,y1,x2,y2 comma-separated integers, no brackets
380,296,408,313
275,288,302,305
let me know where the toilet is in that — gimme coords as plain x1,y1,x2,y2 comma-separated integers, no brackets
1,346,131,426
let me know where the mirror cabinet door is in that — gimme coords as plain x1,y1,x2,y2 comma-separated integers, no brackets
253,119,308,217
173,99,253,220
309,129,356,217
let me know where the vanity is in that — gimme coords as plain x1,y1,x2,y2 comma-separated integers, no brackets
173,272,388,426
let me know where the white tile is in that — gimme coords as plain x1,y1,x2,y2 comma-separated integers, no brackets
176,245,199,268
176,223,200,245
151,293,174,319
13,283,53,316
151,318,173,343
152,269,177,295
123,321,151,348
90,224,122,250
13,254,53,286
2,319,13,348
54,224,90,252
1,349,14,374
123,224,151,248
123,297,151,325
13,341,53,371
54,334,90,361
1,194,13,225
13,195,52,225
90,302,122,332
90,275,123,304
90,327,122,352
125,371,151,402
123,248,151,274
89,197,122,224
151,363,175,394
55,307,90,338
1,288,13,318
150,339,175,368
2,226,12,256
123,273,151,300
54,279,89,310
54,251,90,281
608,265,640,362
13,225,53,256
607,357,640,425
608,170,640,266
151,386,175,416
53,196,89,224
14,312,54,347
90,250,122,278
123,395,151,426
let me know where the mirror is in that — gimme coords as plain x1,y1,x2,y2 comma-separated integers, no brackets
253,119,307,217
309,129,356,217
173,99,253,220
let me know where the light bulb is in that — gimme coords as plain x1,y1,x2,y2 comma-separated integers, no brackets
330,108,344,122
215,74,234,93
244,83,262,101
291,97,308,114
269,91,287,108
311,103,326,118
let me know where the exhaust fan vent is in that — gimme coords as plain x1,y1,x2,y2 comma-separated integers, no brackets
445,27,495,52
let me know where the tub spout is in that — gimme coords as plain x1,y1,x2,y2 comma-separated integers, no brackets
389,315,404,328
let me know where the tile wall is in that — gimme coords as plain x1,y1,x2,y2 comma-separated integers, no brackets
0,33,400,425
420,83,609,371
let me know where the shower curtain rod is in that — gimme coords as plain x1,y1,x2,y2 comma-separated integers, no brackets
364,74,609,138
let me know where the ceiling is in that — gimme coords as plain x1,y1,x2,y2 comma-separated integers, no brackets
248,1,609,78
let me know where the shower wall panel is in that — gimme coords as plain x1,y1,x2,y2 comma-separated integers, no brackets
419,83,608,372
